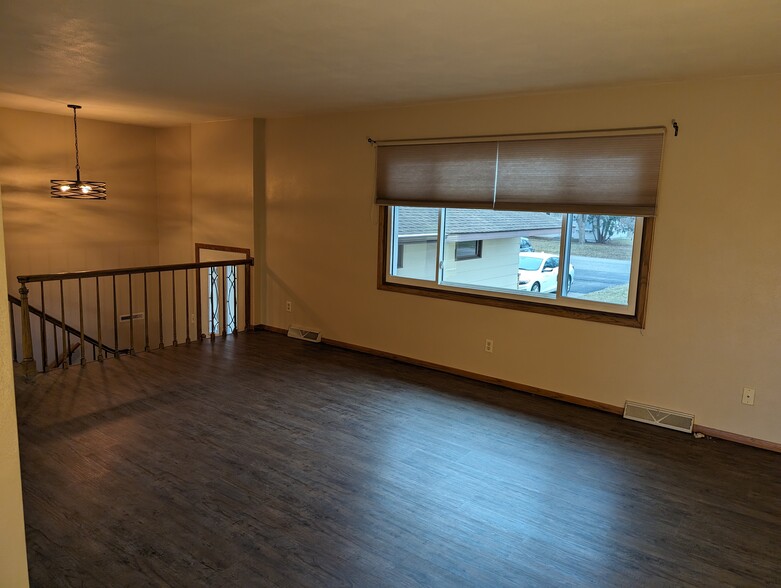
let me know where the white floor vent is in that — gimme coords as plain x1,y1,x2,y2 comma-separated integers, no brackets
623,401,694,433
287,326,322,343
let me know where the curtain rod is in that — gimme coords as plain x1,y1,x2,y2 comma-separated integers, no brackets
367,124,671,146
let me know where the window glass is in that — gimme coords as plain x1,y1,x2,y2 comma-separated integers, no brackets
454,240,482,261
562,215,636,305
442,209,562,293
385,207,645,321
519,257,542,271
390,207,438,281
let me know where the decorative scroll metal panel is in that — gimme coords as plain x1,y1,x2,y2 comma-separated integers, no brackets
208,265,237,335
226,265,237,334
209,266,220,335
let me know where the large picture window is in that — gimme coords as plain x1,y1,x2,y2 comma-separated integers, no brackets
385,207,647,323
375,129,664,327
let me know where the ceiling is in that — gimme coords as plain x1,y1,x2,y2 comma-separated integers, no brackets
1,0,780,127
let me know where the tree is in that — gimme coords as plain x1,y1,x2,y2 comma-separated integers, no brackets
576,214,586,244
586,215,635,243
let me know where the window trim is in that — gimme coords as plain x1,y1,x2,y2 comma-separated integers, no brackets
377,207,654,328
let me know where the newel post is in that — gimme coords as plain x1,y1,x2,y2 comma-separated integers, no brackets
19,283,36,380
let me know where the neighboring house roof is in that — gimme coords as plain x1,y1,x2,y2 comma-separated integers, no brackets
397,207,562,238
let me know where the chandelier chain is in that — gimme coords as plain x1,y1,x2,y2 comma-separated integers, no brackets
72,106,80,173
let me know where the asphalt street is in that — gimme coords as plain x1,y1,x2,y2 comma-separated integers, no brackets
567,255,631,295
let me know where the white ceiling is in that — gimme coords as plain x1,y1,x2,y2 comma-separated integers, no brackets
1,0,780,127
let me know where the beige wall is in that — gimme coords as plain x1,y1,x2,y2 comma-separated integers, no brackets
155,126,194,345
263,74,781,444
156,125,193,264
253,119,266,324
190,118,260,329
0,107,160,296
0,192,30,587
191,119,255,251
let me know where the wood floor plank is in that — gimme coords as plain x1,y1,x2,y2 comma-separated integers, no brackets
14,332,781,587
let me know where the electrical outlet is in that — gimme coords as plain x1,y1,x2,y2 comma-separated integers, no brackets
485,339,494,353
190,313,195,324
741,387,755,406
286,301,292,312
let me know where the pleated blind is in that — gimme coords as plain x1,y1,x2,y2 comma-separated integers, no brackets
375,129,664,216
375,142,497,209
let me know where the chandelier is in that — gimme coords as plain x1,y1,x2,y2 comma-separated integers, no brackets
51,105,107,199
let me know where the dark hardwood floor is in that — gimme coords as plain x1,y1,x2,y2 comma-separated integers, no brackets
14,332,781,587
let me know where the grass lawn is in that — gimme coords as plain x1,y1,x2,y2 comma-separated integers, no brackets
578,284,630,305
528,237,633,261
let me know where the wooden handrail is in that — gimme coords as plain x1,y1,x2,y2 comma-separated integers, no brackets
13,256,254,379
18,258,254,284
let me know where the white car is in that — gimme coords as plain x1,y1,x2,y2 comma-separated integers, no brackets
518,252,574,293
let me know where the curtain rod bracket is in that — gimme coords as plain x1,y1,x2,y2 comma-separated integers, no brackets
367,137,376,145
672,119,679,137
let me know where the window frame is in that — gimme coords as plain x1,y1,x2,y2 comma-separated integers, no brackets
454,239,483,261
377,206,654,328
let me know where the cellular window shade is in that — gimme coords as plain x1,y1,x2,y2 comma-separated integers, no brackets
494,133,664,216
375,142,497,209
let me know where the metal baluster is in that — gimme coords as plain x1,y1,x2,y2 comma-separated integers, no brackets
221,266,227,338
60,280,68,369
172,270,178,346
112,276,119,359
96,276,104,362
158,272,164,349
8,300,17,363
128,274,135,355
185,269,191,344
143,273,150,352
40,282,48,372
92,345,96,361
67,332,72,366
78,278,85,366
52,299,59,368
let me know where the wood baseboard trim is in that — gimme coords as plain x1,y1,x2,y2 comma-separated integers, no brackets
254,325,624,415
320,336,624,415
255,324,779,453
692,425,781,454
256,323,622,414
255,324,286,335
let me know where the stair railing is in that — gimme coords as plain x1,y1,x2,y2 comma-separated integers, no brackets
11,258,254,380
8,293,124,366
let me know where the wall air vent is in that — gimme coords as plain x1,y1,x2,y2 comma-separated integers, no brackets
119,312,144,322
287,326,322,343
623,401,694,434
